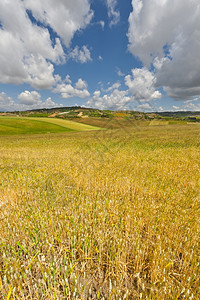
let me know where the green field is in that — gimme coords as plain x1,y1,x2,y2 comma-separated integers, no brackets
0,122,200,299
25,117,101,131
0,117,101,135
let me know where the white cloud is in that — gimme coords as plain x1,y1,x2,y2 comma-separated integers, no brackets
158,106,164,112
105,82,121,92
54,78,90,99
106,0,120,27
0,0,93,89
98,56,103,61
184,97,199,104
75,78,88,90
0,90,60,111
99,21,105,30
18,90,60,109
125,68,162,101
43,97,61,108
183,101,200,111
86,88,131,110
137,103,152,111
65,75,72,84
117,68,125,77
93,90,101,98
0,92,15,111
18,90,42,106
172,105,180,110
86,74,161,111
68,46,92,63
86,71,161,110
24,0,93,47
24,55,56,90
128,0,200,100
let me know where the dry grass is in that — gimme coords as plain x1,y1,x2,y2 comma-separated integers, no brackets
0,124,200,299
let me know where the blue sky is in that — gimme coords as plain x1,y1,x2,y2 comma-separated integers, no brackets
0,0,200,112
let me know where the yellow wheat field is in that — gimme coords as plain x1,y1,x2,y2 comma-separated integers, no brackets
0,124,200,299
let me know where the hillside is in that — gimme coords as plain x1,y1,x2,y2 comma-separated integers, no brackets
1,107,200,127
0,117,101,136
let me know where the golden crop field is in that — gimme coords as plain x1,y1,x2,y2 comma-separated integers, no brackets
0,123,200,299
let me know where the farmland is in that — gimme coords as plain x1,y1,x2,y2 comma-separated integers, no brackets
0,118,200,299
0,117,100,135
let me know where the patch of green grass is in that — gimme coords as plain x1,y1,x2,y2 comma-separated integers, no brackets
0,117,101,136
0,117,73,135
26,117,102,131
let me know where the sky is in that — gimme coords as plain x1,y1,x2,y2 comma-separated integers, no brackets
0,0,200,112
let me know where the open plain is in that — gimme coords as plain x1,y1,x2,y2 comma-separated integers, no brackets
0,118,200,299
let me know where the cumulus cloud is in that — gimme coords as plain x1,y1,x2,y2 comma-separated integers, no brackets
183,100,200,111
128,0,200,100
24,55,56,90
137,103,152,111
0,0,93,89
116,68,125,77
172,105,180,110
18,90,61,109
75,79,88,90
86,70,162,111
86,88,131,110
85,74,163,111
24,0,93,47
158,106,164,112
184,97,199,104
99,21,105,30
125,68,162,101
0,92,15,111
54,78,90,99
18,90,42,106
68,46,92,64
65,75,72,84
105,82,121,92
106,0,120,27
0,90,60,111
44,97,60,108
